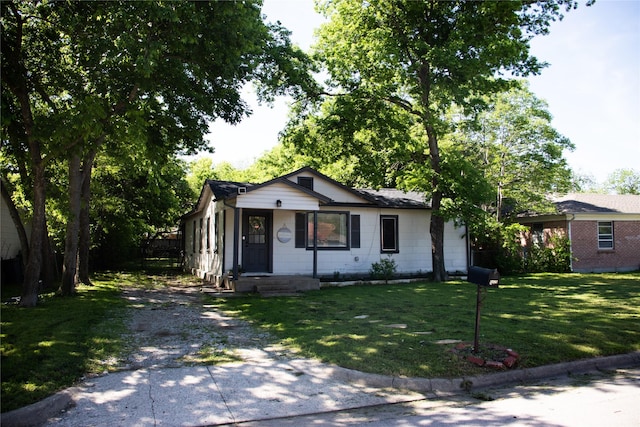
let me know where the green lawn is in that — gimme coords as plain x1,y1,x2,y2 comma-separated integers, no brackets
212,272,640,379
1,271,638,413
0,273,132,413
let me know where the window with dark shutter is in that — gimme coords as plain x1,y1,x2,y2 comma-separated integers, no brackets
295,213,306,248
351,215,361,248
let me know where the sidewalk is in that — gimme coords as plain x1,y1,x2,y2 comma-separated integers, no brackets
2,350,639,427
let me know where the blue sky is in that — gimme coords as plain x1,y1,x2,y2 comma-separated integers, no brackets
206,0,639,184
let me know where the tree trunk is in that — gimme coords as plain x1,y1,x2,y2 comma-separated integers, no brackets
0,176,29,266
60,153,82,296
78,149,97,285
20,163,46,307
426,125,448,282
40,220,59,290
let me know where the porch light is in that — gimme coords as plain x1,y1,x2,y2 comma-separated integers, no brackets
276,199,282,207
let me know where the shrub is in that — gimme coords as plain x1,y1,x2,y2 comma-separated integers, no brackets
370,256,397,283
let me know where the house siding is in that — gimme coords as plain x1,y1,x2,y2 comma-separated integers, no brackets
236,182,320,211
182,168,469,283
571,220,640,272
269,207,467,277
1,197,22,260
285,172,365,203
184,205,468,279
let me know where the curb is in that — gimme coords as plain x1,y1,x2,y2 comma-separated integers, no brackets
0,387,80,427
2,351,639,427
338,351,640,394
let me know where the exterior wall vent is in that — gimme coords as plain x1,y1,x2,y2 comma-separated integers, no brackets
237,187,247,195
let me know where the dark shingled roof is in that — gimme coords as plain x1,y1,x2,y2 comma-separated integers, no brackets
356,188,430,208
205,180,253,199
205,179,430,209
552,193,640,214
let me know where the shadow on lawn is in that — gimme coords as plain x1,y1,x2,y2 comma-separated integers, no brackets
215,272,640,378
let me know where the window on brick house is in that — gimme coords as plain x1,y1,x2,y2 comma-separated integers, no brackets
597,221,613,250
532,223,544,247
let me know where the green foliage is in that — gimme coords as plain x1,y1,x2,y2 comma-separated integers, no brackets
490,223,572,275
2,0,316,299
285,0,582,281
91,152,191,268
369,256,398,283
452,81,575,219
605,168,640,195
524,234,572,273
186,157,216,198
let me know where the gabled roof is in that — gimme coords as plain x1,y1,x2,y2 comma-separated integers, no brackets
241,172,334,203
184,166,432,217
552,193,640,214
281,167,430,208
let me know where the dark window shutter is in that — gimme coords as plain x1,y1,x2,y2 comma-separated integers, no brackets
295,213,306,248
351,215,361,248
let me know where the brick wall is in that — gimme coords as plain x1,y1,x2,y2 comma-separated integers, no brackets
571,220,640,272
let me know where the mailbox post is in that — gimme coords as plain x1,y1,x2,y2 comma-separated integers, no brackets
466,266,500,354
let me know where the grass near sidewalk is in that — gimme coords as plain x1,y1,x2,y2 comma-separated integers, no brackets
1,270,638,413
212,272,640,379
0,269,165,413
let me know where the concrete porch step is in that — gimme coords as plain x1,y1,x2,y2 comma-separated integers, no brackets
256,283,301,297
234,275,320,295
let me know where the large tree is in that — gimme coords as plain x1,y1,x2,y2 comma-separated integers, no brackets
286,0,583,281
1,0,314,305
605,169,640,195
452,81,575,220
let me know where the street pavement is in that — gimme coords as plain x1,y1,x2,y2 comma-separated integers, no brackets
2,350,639,426
243,367,640,426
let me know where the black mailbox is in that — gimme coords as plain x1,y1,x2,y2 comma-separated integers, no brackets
467,266,500,288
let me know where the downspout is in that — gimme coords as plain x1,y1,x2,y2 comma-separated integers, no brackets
567,214,575,272
465,222,471,271
313,211,318,278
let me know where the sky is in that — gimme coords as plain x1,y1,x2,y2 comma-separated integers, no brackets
205,0,640,184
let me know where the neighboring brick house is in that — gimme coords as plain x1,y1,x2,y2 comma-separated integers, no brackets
517,194,640,273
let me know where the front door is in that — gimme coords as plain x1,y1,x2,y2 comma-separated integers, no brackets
242,211,272,272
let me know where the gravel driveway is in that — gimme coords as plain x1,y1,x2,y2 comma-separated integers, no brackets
114,278,293,370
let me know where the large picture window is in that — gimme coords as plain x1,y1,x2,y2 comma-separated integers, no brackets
598,221,614,250
380,215,399,253
295,212,357,250
306,212,349,249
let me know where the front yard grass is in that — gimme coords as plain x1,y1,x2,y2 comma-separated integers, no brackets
0,271,144,413
212,272,640,379
1,270,638,413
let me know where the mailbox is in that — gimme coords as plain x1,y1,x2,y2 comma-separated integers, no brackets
467,266,499,288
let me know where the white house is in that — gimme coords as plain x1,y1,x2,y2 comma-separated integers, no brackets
1,194,30,284
181,167,469,292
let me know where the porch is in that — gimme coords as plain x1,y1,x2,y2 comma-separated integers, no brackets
235,275,320,296
203,273,320,297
